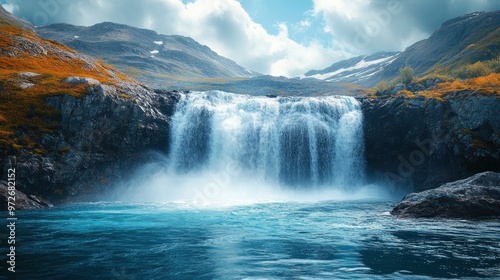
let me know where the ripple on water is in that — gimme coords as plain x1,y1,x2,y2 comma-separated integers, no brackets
13,201,500,279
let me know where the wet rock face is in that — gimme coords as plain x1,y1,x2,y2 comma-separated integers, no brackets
391,171,500,219
362,91,500,192
0,82,180,202
44,83,179,198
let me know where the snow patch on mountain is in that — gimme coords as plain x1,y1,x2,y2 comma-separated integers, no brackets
302,52,400,84
309,55,397,80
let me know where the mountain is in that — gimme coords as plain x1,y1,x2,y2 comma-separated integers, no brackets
377,11,500,83
302,52,399,85
183,75,349,97
37,22,349,95
305,11,500,87
36,22,260,88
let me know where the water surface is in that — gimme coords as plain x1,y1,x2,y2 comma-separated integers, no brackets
4,201,500,279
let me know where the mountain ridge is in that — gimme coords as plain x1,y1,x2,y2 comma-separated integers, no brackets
305,10,500,87
36,21,261,88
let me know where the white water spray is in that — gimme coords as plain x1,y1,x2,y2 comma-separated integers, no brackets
118,91,391,204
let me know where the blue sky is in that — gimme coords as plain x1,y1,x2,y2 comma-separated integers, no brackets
2,0,500,77
237,0,329,46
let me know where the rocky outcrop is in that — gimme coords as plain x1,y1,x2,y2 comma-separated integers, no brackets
0,82,180,202
362,91,500,192
0,180,53,210
64,76,100,85
391,171,500,218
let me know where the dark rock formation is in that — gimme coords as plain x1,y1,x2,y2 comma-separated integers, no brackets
0,82,180,203
362,91,500,192
391,171,500,218
0,180,53,210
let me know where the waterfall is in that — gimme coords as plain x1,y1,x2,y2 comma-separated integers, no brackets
168,91,365,189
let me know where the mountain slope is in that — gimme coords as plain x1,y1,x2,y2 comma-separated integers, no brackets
36,22,260,88
302,52,399,86
377,11,500,83
305,11,500,87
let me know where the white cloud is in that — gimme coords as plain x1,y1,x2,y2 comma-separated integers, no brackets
166,0,346,77
300,19,310,28
3,0,347,77
312,0,419,53
2,2,13,12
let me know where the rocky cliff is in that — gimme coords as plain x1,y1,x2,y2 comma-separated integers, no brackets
1,82,178,201
362,91,500,192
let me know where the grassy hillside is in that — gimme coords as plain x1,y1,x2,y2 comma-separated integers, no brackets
0,19,130,156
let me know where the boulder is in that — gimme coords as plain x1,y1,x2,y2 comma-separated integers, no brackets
20,82,34,88
0,181,53,210
390,83,406,94
64,76,100,85
19,72,40,77
391,171,500,219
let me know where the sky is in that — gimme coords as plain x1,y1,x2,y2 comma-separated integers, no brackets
2,0,500,77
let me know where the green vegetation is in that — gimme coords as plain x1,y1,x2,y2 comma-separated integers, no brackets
453,56,500,79
454,61,490,79
415,73,454,84
399,66,414,85
374,80,397,92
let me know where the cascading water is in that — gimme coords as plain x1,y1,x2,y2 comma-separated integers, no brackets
168,90,365,189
